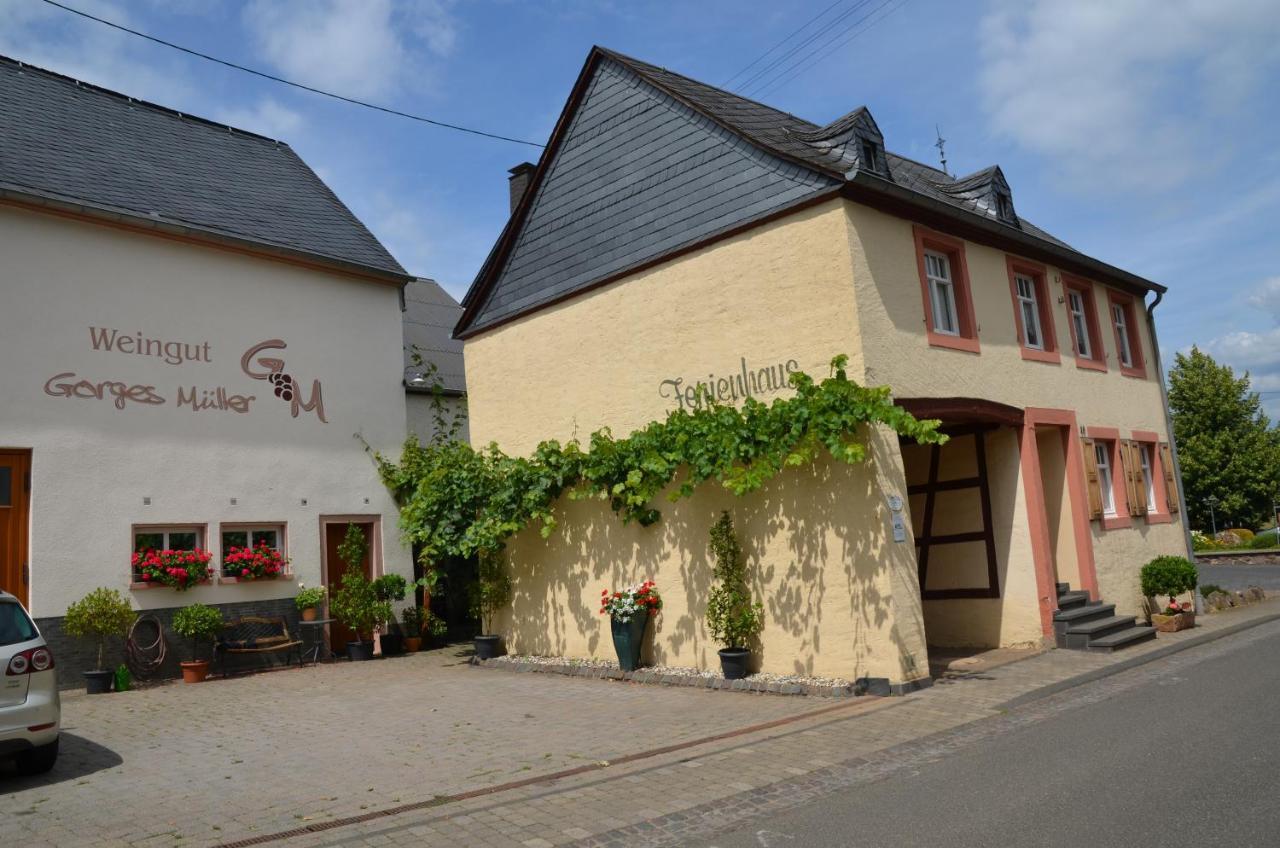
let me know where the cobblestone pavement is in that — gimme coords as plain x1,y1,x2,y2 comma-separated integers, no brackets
3,602,1276,848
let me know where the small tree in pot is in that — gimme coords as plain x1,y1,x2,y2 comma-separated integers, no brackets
63,588,135,694
373,574,408,656
468,549,511,660
706,512,763,680
330,567,392,661
171,603,223,683
1140,555,1198,631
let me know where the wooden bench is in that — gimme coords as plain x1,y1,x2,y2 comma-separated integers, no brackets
213,616,303,676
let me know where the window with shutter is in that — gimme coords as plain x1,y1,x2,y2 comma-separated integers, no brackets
1082,437,1103,519
1159,442,1180,513
1123,441,1147,517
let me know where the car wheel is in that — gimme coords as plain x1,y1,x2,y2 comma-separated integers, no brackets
15,737,58,776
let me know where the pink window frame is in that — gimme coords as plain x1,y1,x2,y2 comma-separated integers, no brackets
913,226,980,354
1006,256,1060,364
1062,275,1108,372
1107,291,1147,379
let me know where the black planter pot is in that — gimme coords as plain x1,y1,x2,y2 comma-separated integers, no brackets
610,611,649,672
473,634,502,660
718,648,750,680
83,669,114,694
379,633,404,656
346,640,374,661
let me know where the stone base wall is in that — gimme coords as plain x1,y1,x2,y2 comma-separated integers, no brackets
36,597,302,690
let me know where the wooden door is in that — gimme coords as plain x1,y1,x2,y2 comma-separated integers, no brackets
0,451,31,607
325,521,373,651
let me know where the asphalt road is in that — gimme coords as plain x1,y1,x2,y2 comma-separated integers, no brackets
702,621,1280,847
1198,561,1280,593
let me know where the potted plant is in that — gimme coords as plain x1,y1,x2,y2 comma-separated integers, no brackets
600,581,662,672
133,547,213,590
1140,555,1198,632
706,511,764,680
401,605,426,652
63,588,135,693
223,542,289,580
171,603,223,683
373,573,408,655
329,566,392,661
295,583,327,621
468,550,511,660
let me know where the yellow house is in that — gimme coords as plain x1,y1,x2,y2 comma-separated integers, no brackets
453,48,1190,692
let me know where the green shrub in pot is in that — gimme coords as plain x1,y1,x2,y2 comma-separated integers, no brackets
63,588,135,693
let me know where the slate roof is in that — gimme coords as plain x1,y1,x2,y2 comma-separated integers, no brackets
403,279,466,395
0,55,407,280
458,47,1161,338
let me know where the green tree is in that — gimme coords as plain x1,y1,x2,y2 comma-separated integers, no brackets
1168,346,1280,530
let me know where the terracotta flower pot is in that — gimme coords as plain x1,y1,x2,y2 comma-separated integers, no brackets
403,636,422,653
301,607,318,622
180,660,210,683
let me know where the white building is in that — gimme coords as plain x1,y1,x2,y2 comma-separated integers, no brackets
0,56,419,680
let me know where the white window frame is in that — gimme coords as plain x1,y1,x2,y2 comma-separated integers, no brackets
1015,274,1044,350
133,526,203,553
1069,290,1092,359
1139,444,1157,511
924,250,960,336
1112,302,1134,368
219,524,288,576
1095,442,1116,516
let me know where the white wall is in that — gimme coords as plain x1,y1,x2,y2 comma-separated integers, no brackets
0,206,413,617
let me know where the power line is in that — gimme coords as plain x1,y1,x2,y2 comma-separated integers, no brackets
36,0,545,148
720,0,850,89
747,0,911,101
735,0,879,95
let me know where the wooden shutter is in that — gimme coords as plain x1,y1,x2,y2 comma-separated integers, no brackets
1159,442,1180,513
1082,437,1103,519
1125,441,1148,517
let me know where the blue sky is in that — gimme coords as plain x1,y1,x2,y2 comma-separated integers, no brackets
5,0,1280,408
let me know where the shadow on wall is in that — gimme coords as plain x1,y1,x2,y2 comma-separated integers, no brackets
501,445,918,680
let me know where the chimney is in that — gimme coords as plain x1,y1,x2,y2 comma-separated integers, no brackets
507,162,536,214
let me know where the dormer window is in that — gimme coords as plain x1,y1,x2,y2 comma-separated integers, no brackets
996,193,1012,221
860,139,878,171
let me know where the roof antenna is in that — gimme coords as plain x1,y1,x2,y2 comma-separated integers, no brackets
934,125,949,176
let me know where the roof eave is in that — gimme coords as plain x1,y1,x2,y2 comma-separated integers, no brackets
0,186,413,288
842,172,1166,297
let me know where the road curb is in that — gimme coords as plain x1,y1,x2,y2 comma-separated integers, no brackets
999,609,1280,710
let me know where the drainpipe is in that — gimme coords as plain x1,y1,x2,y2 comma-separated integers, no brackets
1146,291,1197,569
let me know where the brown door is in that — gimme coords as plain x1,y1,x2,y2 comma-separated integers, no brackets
0,451,31,607
325,521,373,651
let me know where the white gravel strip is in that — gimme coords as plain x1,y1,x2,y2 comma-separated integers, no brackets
485,654,860,694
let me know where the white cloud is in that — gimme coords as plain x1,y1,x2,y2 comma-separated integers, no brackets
1246,277,1280,323
215,97,305,139
0,0,194,105
242,0,458,100
978,0,1280,193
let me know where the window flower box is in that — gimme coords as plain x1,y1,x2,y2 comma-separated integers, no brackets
222,543,290,581
133,548,213,591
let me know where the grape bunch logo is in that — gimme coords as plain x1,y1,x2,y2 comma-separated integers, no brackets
240,339,327,423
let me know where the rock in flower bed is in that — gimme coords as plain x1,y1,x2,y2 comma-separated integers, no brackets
479,654,865,698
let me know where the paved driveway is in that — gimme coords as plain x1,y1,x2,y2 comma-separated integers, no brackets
0,647,818,848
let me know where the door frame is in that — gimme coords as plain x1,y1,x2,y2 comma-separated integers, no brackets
0,449,31,609
318,514,383,649
1020,408,1098,637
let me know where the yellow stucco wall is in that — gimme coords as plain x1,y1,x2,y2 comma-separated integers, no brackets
842,202,1188,620
467,200,929,682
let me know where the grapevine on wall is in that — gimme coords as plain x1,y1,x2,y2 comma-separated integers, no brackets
376,355,947,563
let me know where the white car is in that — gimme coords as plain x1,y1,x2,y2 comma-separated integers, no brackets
0,590,59,776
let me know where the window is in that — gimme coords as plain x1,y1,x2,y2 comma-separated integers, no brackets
1095,442,1115,516
1108,292,1146,378
924,251,959,335
1139,444,1156,511
1069,291,1092,359
996,193,1012,221
914,227,979,353
860,139,878,170
1064,278,1106,371
134,526,201,554
1015,275,1044,350
1112,304,1133,367
220,524,288,578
